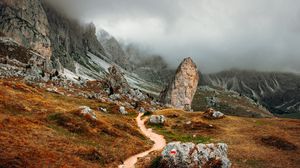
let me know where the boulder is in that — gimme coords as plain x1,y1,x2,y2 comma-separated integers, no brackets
160,57,199,111
119,106,128,115
106,65,130,94
79,106,97,120
203,108,225,119
149,115,165,124
161,142,231,168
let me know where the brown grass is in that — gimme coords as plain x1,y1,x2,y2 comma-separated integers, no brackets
0,79,152,168
147,109,300,168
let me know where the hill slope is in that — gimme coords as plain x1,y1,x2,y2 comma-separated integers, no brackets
202,70,300,118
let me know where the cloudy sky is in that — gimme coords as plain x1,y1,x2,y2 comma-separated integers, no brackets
47,0,300,73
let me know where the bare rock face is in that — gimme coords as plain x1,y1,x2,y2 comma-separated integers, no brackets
106,65,130,94
160,57,199,111
0,0,52,58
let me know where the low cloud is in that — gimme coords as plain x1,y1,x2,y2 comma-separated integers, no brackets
46,0,300,73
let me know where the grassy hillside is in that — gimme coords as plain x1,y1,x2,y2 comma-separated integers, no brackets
0,79,152,168
145,109,300,168
192,87,273,118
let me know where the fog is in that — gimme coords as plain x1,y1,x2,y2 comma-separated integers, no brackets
46,0,300,73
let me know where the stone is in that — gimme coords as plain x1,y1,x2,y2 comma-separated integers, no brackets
46,87,58,93
119,106,128,115
149,115,165,124
161,142,231,168
203,108,225,119
109,93,121,100
79,106,97,120
99,107,107,113
160,57,199,110
130,89,147,101
212,111,224,118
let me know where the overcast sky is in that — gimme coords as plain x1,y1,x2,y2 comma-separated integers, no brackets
47,0,300,73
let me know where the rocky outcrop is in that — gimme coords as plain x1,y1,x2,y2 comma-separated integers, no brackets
0,0,52,58
106,65,130,94
161,142,231,168
160,57,199,111
203,108,225,119
97,29,130,70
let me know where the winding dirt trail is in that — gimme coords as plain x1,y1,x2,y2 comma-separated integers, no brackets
118,113,166,168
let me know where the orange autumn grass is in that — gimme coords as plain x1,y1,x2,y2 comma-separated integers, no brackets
0,79,152,168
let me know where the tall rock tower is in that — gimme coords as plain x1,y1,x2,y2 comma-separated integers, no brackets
160,57,199,111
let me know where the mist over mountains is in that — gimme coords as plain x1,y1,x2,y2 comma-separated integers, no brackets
45,0,300,73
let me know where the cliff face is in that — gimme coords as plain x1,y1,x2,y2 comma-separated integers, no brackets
0,0,52,58
98,29,129,70
42,2,107,72
0,0,109,74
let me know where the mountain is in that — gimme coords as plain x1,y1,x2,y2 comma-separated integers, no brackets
202,69,300,118
0,0,161,94
97,29,130,70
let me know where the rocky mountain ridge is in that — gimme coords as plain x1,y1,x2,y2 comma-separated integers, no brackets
202,69,300,118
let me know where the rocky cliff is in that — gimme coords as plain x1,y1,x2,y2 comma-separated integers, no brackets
0,0,109,75
42,2,107,72
0,0,51,58
160,57,199,110
97,29,129,70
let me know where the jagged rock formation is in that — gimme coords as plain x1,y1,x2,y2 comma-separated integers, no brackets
97,29,130,70
42,2,107,72
160,57,199,110
202,69,300,118
106,65,130,94
0,0,52,58
160,142,231,168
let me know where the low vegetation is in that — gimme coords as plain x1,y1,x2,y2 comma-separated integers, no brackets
145,109,300,168
0,79,152,168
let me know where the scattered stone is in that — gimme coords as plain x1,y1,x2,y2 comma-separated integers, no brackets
203,108,225,119
159,57,199,111
79,106,97,120
149,115,165,124
98,107,107,113
130,89,147,101
119,106,128,115
212,111,225,118
109,93,121,100
46,87,58,93
161,142,231,168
